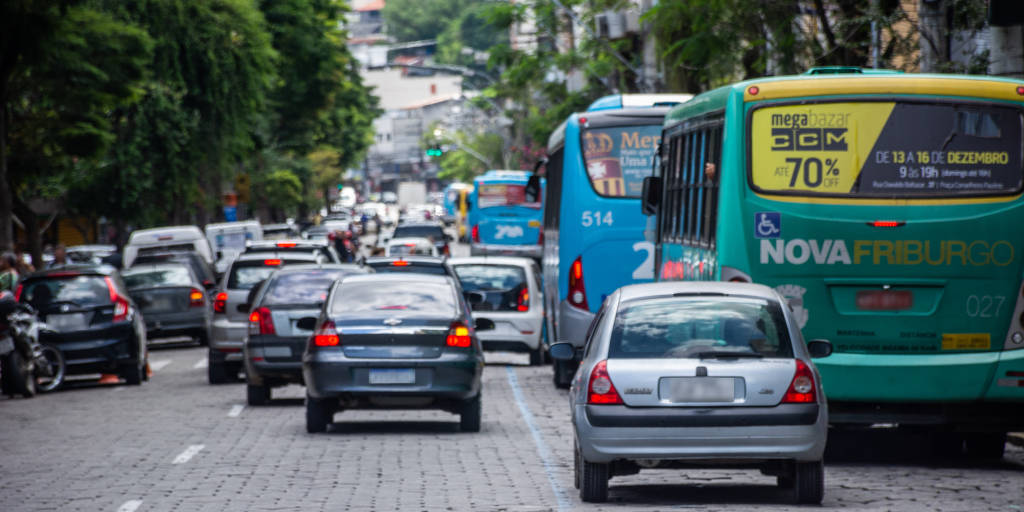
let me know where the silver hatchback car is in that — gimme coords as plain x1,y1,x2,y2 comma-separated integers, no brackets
550,281,832,504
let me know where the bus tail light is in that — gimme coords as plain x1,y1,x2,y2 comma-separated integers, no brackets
568,256,589,311
587,360,623,404
189,288,205,308
446,322,472,348
781,359,818,403
248,307,275,335
869,220,905,228
312,320,340,347
213,292,227,314
471,224,480,243
517,288,530,312
537,229,544,245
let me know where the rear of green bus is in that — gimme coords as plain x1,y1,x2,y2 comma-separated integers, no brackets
726,75,1024,439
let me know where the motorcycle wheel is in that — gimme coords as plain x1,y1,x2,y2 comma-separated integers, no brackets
34,345,65,393
1,350,36,398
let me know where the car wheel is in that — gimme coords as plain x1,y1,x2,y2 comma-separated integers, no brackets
792,460,824,504
207,357,228,384
579,455,609,503
196,329,210,347
965,432,1006,460
459,393,482,432
246,383,270,406
528,346,544,366
305,395,332,433
553,360,572,389
122,359,144,386
776,475,794,489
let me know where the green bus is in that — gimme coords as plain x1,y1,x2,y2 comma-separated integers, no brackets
643,68,1024,457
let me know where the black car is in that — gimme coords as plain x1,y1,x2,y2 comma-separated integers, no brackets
121,263,212,345
17,265,148,384
132,251,217,291
391,222,452,257
363,256,455,277
243,264,369,405
301,273,494,433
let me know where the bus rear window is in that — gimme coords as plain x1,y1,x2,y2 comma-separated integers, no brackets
749,101,1024,198
582,124,662,198
477,184,538,209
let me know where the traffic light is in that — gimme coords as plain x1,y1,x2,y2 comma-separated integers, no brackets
425,144,443,157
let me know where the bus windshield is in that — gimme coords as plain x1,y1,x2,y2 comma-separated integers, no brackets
582,124,662,198
750,101,1024,198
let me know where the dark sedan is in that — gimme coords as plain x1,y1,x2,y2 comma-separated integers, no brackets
121,263,211,345
301,273,492,433
243,264,369,405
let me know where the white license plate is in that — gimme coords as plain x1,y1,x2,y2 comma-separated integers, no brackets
147,297,175,312
47,313,88,332
264,346,291,358
369,368,416,385
660,377,737,403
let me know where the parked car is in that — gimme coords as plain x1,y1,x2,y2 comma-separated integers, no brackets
363,256,454,277
301,273,494,433
123,225,213,268
121,263,212,345
448,257,546,365
384,237,439,257
208,251,325,383
390,221,451,256
550,281,831,504
245,239,340,263
243,264,369,405
17,265,148,385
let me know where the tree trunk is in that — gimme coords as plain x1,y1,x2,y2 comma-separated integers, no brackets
0,80,13,252
918,0,949,72
12,199,41,269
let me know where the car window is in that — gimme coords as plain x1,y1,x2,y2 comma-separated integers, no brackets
330,281,455,316
227,263,281,290
261,270,350,307
369,263,448,275
388,242,434,256
122,267,193,289
453,264,527,312
22,276,110,309
609,296,792,359
392,226,444,239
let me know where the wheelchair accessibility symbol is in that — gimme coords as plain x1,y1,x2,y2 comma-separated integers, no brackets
754,212,781,239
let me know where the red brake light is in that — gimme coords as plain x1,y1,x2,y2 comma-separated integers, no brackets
248,306,275,335
391,260,411,267
264,259,282,266
587,360,623,404
213,292,227,314
517,287,529,312
313,320,340,347
568,256,589,310
471,224,480,243
104,276,130,322
443,244,450,256
157,235,173,241
446,322,472,348
189,288,205,307
14,284,22,302
538,229,544,245
276,242,297,248
782,359,818,403
869,220,904,228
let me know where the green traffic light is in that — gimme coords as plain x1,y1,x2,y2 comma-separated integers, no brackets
426,148,443,156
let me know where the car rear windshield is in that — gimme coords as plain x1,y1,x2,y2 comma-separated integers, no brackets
392,226,444,239
609,296,792,359
122,267,193,289
453,264,527,312
582,124,662,198
261,270,351,307
21,276,111,309
227,260,310,290
331,281,455,316
368,262,448,275
475,183,540,209
388,242,433,256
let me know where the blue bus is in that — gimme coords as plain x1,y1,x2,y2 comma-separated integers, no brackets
468,171,545,259
533,93,692,386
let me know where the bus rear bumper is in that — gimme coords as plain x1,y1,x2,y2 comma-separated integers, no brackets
827,401,1024,431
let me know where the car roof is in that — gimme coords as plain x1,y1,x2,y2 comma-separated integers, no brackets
387,237,434,245
616,281,780,302
246,239,328,248
365,256,446,265
25,264,117,279
134,250,202,260
340,273,452,285
235,251,319,262
447,256,535,268
120,262,193,274
271,263,367,274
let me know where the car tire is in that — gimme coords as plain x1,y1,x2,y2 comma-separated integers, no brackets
246,383,270,406
207,358,228,384
579,456,609,503
196,329,210,347
459,393,482,432
305,395,332,433
122,359,144,386
2,350,36,398
965,432,1006,460
776,475,794,489
553,360,573,389
573,440,581,490
792,460,824,504
528,346,544,366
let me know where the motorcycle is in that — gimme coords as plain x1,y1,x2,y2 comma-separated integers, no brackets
0,291,65,398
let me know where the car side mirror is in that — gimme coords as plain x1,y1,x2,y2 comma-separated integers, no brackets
474,317,495,331
236,303,250,313
549,342,576,361
807,339,833,358
465,291,485,305
641,176,662,216
296,317,318,331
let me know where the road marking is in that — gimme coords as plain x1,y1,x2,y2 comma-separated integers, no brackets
172,444,204,464
116,500,143,512
228,404,244,417
506,366,571,512
193,358,208,369
150,359,172,372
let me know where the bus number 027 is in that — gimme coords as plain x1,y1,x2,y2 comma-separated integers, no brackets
581,211,613,227
965,295,1005,318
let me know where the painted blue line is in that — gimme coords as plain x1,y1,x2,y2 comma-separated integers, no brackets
505,365,572,512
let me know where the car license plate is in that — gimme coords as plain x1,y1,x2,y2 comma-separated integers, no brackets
264,346,291,358
660,377,736,403
369,368,416,385
47,313,88,332
856,290,913,311
146,297,175,313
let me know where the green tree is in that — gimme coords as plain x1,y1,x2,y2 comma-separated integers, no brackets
381,0,479,43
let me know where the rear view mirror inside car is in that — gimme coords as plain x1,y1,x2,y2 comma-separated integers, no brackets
807,339,833,358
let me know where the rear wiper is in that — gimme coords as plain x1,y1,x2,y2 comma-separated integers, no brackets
697,351,764,359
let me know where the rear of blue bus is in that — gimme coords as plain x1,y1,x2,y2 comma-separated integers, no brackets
469,176,544,259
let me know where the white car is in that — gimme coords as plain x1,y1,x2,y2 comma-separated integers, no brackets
448,257,546,365
385,237,439,257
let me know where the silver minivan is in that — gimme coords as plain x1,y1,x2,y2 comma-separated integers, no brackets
551,281,832,504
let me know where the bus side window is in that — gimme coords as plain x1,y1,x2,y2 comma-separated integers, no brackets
662,116,724,247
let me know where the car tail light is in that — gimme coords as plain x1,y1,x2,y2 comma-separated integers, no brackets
312,320,340,347
446,321,472,348
14,283,22,302
189,288,205,308
517,287,529,312
587,360,623,404
104,276,130,322
471,224,480,243
782,359,818,403
264,259,282,266
213,292,227,314
568,256,589,310
248,307,275,335
443,244,450,256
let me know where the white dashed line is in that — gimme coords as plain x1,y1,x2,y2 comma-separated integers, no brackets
149,359,172,372
193,358,208,369
116,499,143,512
227,404,245,417
172,444,204,464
